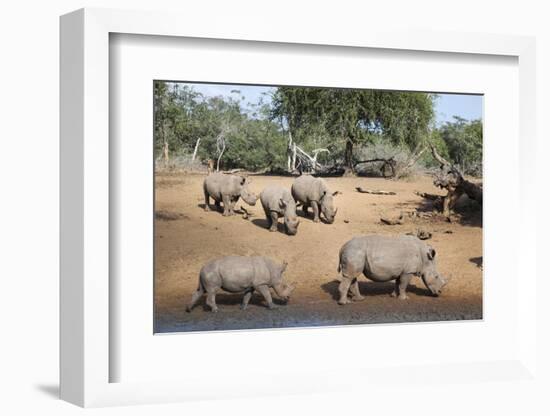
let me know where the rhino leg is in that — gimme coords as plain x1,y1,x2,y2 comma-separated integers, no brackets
257,285,276,309
221,194,232,216
205,289,219,312
302,203,309,217
391,279,400,298
338,277,353,304
263,207,272,228
311,201,320,222
240,289,254,310
203,189,211,211
268,211,279,232
394,274,412,300
229,196,238,215
214,200,221,212
349,279,365,301
338,255,363,304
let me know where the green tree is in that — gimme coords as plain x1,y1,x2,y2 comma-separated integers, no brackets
438,116,483,175
154,81,288,171
271,87,434,174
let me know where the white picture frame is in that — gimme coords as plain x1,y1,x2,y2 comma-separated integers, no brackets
60,7,538,408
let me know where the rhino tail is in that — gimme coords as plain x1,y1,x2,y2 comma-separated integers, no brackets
337,263,341,273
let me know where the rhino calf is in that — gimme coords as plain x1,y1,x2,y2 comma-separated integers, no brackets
186,256,295,312
291,175,338,223
203,173,258,216
260,185,300,235
337,235,447,305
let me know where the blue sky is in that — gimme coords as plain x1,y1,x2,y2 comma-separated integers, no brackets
434,94,483,125
184,83,482,125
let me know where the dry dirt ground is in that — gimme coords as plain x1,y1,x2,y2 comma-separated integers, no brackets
154,173,482,333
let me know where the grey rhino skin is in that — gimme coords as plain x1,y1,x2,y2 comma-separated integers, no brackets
203,172,258,216
291,175,338,223
186,256,295,313
260,185,300,235
337,234,447,305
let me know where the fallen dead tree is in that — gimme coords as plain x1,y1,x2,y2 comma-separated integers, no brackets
354,145,427,178
287,131,330,174
429,144,482,218
222,168,244,175
380,210,448,225
354,157,397,178
356,187,396,195
414,191,442,201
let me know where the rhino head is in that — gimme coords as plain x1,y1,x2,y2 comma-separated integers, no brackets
320,191,339,224
238,177,258,206
421,246,447,296
279,199,300,235
272,261,295,302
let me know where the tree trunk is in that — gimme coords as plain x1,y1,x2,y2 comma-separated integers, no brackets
429,144,482,218
160,119,169,162
192,137,201,161
216,144,225,172
162,140,169,162
216,134,226,172
343,140,355,176
292,143,297,172
287,131,293,173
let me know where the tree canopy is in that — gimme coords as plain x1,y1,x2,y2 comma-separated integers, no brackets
153,81,482,177
270,87,435,173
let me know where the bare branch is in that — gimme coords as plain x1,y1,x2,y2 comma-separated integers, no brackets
430,143,450,167
216,133,226,172
402,146,427,170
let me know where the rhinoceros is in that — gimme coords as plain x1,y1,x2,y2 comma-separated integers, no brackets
203,173,258,216
291,175,338,223
260,185,300,235
186,256,295,312
336,234,447,305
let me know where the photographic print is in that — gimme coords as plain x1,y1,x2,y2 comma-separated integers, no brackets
154,82,483,333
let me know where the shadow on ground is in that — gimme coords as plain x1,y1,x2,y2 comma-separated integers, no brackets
193,292,288,312
321,279,433,301
412,195,482,227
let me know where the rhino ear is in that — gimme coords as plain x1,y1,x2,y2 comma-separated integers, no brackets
281,261,288,273
427,248,436,260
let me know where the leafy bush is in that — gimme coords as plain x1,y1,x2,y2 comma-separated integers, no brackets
437,117,482,176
